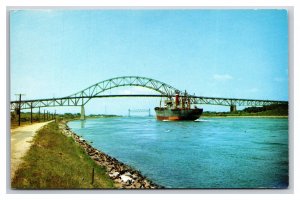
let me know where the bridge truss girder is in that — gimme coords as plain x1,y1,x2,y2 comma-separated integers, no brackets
10,76,287,111
10,97,84,111
10,94,287,111
189,96,287,106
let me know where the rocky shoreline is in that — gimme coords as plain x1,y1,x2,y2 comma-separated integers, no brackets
59,121,163,189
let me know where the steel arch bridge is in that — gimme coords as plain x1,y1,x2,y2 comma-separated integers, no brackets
68,76,181,105
10,76,181,110
10,76,288,118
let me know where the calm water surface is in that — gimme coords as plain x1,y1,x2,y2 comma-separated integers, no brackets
68,117,288,188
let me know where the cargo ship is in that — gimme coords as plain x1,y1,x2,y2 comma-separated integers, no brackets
154,91,203,121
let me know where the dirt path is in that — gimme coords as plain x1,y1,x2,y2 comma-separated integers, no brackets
10,121,53,179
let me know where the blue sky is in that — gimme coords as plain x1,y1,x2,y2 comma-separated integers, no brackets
10,9,288,115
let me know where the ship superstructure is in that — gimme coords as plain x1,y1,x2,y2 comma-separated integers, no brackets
154,91,203,121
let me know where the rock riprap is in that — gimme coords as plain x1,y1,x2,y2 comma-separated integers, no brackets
59,122,162,189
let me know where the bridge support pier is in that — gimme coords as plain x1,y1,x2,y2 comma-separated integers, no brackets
80,105,85,120
230,105,237,112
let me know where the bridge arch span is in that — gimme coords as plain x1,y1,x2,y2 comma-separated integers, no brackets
67,76,182,105
10,76,288,115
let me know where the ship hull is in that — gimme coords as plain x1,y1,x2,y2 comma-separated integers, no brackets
154,107,203,121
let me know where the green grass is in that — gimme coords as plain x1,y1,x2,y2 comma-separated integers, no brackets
11,122,115,189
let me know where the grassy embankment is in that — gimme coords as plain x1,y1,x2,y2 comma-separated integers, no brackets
11,122,115,189
10,111,57,129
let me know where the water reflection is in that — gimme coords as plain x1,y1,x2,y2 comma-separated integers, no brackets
80,120,86,128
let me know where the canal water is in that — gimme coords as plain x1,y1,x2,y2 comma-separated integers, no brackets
68,117,288,188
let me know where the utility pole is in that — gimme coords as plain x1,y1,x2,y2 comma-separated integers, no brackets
15,94,25,126
38,107,41,122
30,102,33,124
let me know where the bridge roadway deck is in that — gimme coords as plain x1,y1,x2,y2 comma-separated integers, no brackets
10,94,288,110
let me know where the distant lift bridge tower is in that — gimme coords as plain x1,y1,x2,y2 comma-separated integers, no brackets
128,109,151,117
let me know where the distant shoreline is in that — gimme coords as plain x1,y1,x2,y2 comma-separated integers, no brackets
202,115,288,118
